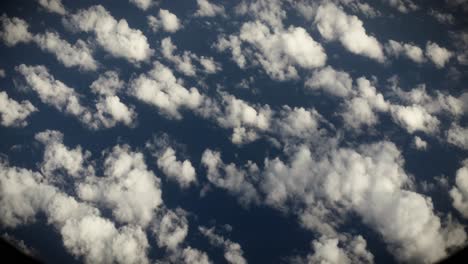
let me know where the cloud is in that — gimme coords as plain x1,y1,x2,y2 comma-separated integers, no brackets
161,37,197,76
33,31,98,71
129,0,154,11
129,61,204,119
152,209,188,250
157,147,197,188
235,0,285,30
0,69,5,78
413,136,428,150
447,123,468,150
390,104,440,134
0,15,33,46
65,5,153,63
0,91,37,127
195,0,226,17
199,226,247,264
384,0,419,13
201,149,260,206
425,41,453,68
305,66,353,97
385,40,425,63
181,247,212,264
314,2,385,62
450,160,468,218
94,96,137,128
37,0,67,15
273,106,325,143
148,9,181,33
76,145,163,227
306,235,374,264
90,71,124,96
429,9,455,24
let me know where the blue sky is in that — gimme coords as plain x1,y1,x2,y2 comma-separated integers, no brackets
0,0,467,263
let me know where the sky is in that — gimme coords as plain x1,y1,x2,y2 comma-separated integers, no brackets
0,0,467,263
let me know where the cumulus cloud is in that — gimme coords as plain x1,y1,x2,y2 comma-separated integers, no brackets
314,2,385,62
0,91,37,127
33,32,98,71
181,247,212,264
384,0,419,13
305,66,353,97
157,147,197,188
447,123,468,150
413,136,428,150
76,145,162,227
195,0,226,17
450,160,468,218
385,40,425,63
273,106,326,143
199,226,247,264
390,104,440,134
306,235,374,264
129,0,154,11
148,9,181,33
425,41,453,68
0,15,33,46
129,61,204,119
37,0,67,15
220,21,326,80
152,209,188,250
65,5,153,63
429,9,455,24
90,71,124,96
201,149,260,206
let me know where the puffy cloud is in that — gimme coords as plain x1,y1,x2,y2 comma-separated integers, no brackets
384,0,419,13
235,0,286,29
273,106,325,143
199,227,247,264
447,123,468,150
35,130,93,179
238,21,326,80
0,91,37,127
0,69,5,78
450,160,468,218
216,35,246,68
148,9,181,33
259,141,463,262
129,61,204,119
429,9,455,24
66,5,153,63
181,247,212,264
385,40,425,63
94,96,137,128
90,71,124,96
16,64,92,121
195,0,225,17
390,104,439,134
305,66,353,97
306,235,373,264
77,145,163,227
201,149,260,206
413,136,428,150
341,77,390,130
153,209,188,250
33,32,98,71
199,56,221,73
314,2,385,62
0,15,33,46
37,0,67,15
425,42,453,68
129,0,154,10
157,147,197,188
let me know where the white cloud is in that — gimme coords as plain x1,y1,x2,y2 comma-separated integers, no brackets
390,104,439,134
384,0,419,13
0,15,33,46
385,40,425,63
153,209,188,250
273,106,324,142
157,147,197,188
90,71,124,96
0,91,37,127
181,247,212,264
306,235,374,264
238,21,327,80
413,136,428,150
315,2,385,62
216,35,247,68
450,160,468,218
199,56,221,73
305,66,353,97
129,0,154,11
66,5,153,63
235,0,285,30
201,149,260,206
199,226,247,264
0,69,5,78
76,145,163,227
425,41,453,68
161,37,197,76
148,9,181,33
37,0,67,15
429,9,455,24
94,96,137,128
33,32,98,71
129,61,204,119
447,123,468,150
195,0,226,17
